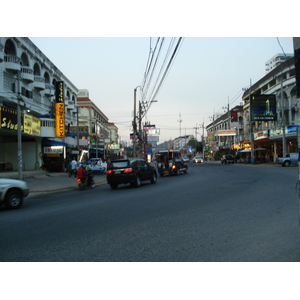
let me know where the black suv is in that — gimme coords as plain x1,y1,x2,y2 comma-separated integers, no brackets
220,155,234,164
106,159,157,189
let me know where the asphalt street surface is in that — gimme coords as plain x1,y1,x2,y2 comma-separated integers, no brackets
1,161,299,262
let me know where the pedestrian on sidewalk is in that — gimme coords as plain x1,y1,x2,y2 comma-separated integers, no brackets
70,158,78,177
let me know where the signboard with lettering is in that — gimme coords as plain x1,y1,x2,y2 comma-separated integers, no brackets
24,114,41,136
0,106,23,132
250,94,277,121
147,128,160,136
55,81,65,137
217,130,236,136
68,126,89,136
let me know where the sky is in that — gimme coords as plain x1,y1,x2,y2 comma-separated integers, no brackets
4,2,295,146
29,36,294,145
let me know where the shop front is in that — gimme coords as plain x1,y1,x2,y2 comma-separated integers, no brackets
42,138,68,172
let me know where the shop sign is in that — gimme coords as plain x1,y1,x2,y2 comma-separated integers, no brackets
68,126,88,136
254,130,268,140
44,146,63,154
147,128,160,136
144,124,156,131
55,81,65,138
24,113,41,136
217,130,236,136
250,94,277,121
0,106,23,132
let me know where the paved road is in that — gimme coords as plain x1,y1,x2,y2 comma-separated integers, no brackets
0,162,299,262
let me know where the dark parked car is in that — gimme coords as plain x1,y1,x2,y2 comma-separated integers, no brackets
221,155,234,164
106,159,157,189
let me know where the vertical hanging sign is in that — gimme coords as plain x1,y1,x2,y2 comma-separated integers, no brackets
55,81,65,137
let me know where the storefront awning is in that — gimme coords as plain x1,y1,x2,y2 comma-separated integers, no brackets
42,138,68,147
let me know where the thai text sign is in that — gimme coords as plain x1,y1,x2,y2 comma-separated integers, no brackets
55,81,65,137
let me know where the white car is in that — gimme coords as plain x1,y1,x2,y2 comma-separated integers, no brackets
0,178,30,209
182,157,190,162
193,156,204,163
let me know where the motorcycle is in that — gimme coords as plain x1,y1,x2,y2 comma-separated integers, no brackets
77,174,95,190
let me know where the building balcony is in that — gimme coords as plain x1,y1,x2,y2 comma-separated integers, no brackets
66,100,75,110
33,76,45,90
21,66,34,82
0,44,3,62
44,84,55,96
4,54,21,71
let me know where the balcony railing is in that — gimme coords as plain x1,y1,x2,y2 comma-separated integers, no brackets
33,76,45,90
21,66,34,82
4,54,21,71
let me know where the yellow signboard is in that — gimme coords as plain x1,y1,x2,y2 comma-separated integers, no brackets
55,81,65,137
24,114,41,136
55,103,65,137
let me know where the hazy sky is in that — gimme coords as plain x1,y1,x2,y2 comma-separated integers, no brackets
30,37,294,144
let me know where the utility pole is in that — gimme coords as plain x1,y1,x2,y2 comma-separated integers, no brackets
193,124,199,155
293,37,300,203
178,112,182,137
280,63,287,157
133,87,138,157
249,79,255,163
138,101,142,158
17,70,23,180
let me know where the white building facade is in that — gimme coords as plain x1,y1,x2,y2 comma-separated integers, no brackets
0,37,83,172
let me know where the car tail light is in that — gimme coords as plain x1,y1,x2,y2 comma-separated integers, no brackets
106,170,112,174
124,168,133,173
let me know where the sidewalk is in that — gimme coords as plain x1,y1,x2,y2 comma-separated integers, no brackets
0,170,108,198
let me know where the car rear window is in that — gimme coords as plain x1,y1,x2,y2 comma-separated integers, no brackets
110,161,129,168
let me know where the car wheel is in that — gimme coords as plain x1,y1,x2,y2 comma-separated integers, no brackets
283,161,291,167
5,189,23,209
150,172,157,184
135,175,141,187
110,183,118,189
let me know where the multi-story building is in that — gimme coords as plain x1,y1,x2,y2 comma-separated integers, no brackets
265,53,293,74
0,38,112,173
206,105,244,153
77,89,109,159
0,37,83,172
242,55,298,162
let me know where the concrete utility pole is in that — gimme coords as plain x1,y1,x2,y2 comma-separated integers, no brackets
178,113,182,137
133,87,138,157
280,63,287,158
293,38,300,203
17,70,23,180
249,79,255,164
